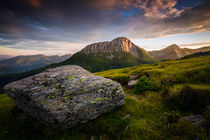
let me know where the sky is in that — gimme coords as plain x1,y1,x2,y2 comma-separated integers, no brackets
0,0,210,56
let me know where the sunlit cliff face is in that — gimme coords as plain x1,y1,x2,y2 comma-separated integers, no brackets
82,37,134,53
0,0,210,55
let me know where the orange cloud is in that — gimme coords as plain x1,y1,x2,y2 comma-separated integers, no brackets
84,0,181,19
139,0,182,18
180,42,210,48
25,0,43,7
0,40,86,56
84,0,142,10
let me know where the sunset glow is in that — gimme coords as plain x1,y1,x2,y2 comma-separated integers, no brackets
0,0,209,55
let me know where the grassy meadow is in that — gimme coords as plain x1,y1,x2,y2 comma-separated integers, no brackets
0,56,210,139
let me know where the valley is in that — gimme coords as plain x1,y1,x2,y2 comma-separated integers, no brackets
0,55,210,139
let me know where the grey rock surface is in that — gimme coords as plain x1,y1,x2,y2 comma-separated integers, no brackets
180,115,206,129
129,75,138,80
4,65,125,128
81,37,152,59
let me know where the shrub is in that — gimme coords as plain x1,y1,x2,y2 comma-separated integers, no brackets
160,111,181,125
165,86,210,113
135,76,156,93
168,120,207,139
112,75,129,85
204,106,210,129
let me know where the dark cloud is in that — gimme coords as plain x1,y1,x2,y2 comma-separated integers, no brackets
0,0,209,44
130,1,210,38
0,0,132,42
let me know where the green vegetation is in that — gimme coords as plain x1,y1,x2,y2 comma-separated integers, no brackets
165,85,210,113
0,51,156,93
96,55,210,86
0,56,210,139
204,106,210,129
61,52,155,72
181,51,210,59
135,76,156,93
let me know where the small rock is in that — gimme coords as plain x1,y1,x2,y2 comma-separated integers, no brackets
129,75,138,80
128,80,138,88
91,136,95,140
180,115,206,129
125,125,129,131
122,114,130,120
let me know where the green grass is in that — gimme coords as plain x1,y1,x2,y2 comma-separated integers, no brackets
181,51,210,59
95,56,210,86
0,92,167,140
61,51,155,72
0,56,210,139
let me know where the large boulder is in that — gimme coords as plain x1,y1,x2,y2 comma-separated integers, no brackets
3,65,124,128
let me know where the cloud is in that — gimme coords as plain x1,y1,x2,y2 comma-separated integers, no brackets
25,0,43,7
139,0,182,18
1,0,208,42
84,0,182,19
0,0,209,55
0,39,87,55
179,42,210,48
130,1,210,38
83,0,139,10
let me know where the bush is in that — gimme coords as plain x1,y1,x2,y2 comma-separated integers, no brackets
135,76,156,93
165,86,210,113
160,111,181,125
112,75,129,85
168,120,208,139
204,106,210,129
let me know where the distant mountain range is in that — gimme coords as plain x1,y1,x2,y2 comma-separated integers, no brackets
60,37,156,72
1,37,210,93
0,54,71,75
1,37,210,75
0,55,13,61
181,51,210,59
1,37,209,75
149,44,210,61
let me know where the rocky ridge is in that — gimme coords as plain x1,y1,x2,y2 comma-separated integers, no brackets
81,37,151,58
149,44,210,60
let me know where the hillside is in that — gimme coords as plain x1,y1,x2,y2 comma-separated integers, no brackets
0,55,210,139
0,55,13,61
60,37,156,72
181,51,210,59
0,54,71,75
149,44,210,61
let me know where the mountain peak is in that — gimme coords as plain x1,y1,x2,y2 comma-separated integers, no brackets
111,37,131,42
167,44,180,49
63,37,155,72
81,37,143,58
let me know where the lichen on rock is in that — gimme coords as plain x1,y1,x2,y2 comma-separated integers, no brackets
3,65,125,128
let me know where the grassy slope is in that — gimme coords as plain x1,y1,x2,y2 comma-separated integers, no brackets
96,55,210,85
61,51,155,72
181,51,210,59
0,56,210,140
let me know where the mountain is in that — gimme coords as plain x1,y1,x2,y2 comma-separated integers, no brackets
1,55,210,139
149,44,210,61
0,54,71,75
181,51,210,59
60,37,156,72
0,55,13,61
